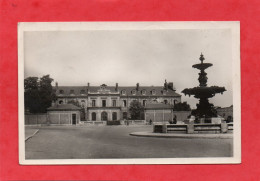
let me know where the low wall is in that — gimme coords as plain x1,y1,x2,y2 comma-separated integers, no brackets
80,121,106,125
25,114,47,125
153,123,233,134
121,120,147,125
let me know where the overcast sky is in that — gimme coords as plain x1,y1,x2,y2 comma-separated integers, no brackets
24,29,233,108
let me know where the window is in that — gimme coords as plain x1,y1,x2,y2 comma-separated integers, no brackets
59,90,64,94
92,100,96,107
112,112,117,120
101,112,108,121
151,90,156,95
132,90,136,95
81,100,86,107
92,112,96,121
164,100,168,104
143,100,146,106
102,100,106,107
162,90,167,95
121,90,126,95
80,90,85,94
59,100,63,104
70,90,74,94
123,100,127,107
142,90,146,95
112,100,116,107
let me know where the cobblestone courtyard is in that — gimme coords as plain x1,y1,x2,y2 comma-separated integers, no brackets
25,125,233,159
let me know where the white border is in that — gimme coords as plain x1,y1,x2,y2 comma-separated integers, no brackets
18,21,241,165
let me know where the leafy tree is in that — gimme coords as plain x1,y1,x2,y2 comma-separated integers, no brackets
129,100,144,120
24,77,41,113
24,75,56,113
173,102,191,111
39,75,57,112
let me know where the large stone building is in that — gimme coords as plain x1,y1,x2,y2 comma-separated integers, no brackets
54,80,181,122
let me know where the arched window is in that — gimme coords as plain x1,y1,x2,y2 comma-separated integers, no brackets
132,90,136,95
81,100,86,107
59,90,64,94
101,111,108,121
151,90,156,95
112,112,117,121
142,90,146,95
92,112,96,121
59,100,63,104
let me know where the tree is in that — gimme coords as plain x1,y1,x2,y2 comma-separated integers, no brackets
24,77,41,113
173,102,191,111
129,100,144,120
24,75,56,113
39,75,57,112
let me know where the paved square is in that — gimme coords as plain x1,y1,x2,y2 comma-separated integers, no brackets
25,125,233,159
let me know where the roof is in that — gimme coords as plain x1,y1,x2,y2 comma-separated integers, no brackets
145,102,174,110
47,104,81,111
55,85,181,97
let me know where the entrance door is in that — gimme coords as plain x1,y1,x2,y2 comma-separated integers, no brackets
72,114,77,125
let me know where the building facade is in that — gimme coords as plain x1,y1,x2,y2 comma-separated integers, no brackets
54,80,181,122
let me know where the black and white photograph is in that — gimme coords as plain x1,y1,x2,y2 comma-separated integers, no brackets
18,22,240,164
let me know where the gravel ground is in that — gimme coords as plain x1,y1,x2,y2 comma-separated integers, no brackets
25,125,233,159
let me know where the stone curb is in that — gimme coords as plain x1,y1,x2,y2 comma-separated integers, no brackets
25,129,39,142
130,132,233,139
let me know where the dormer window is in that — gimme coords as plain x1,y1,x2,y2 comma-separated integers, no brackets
80,90,86,94
59,90,64,94
162,90,167,95
132,90,136,95
142,90,146,95
151,90,156,95
121,90,126,95
70,90,74,94
100,84,107,90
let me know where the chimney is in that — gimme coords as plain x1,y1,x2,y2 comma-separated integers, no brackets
55,82,58,89
115,83,118,91
136,83,139,91
87,82,90,87
164,79,168,90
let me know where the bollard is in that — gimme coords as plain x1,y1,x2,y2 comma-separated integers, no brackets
187,123,194,134
162,124,167,133
221,123,228,133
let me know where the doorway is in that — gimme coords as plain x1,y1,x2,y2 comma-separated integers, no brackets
72,114,77,125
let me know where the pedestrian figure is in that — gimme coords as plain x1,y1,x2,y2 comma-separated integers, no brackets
173,115,177,124
126,119,129,126
149,119,152,125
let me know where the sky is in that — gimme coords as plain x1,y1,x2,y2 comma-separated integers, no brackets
24,28,233,108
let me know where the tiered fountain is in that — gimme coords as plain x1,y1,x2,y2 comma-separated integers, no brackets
151,53,231,134
182,53,226,119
